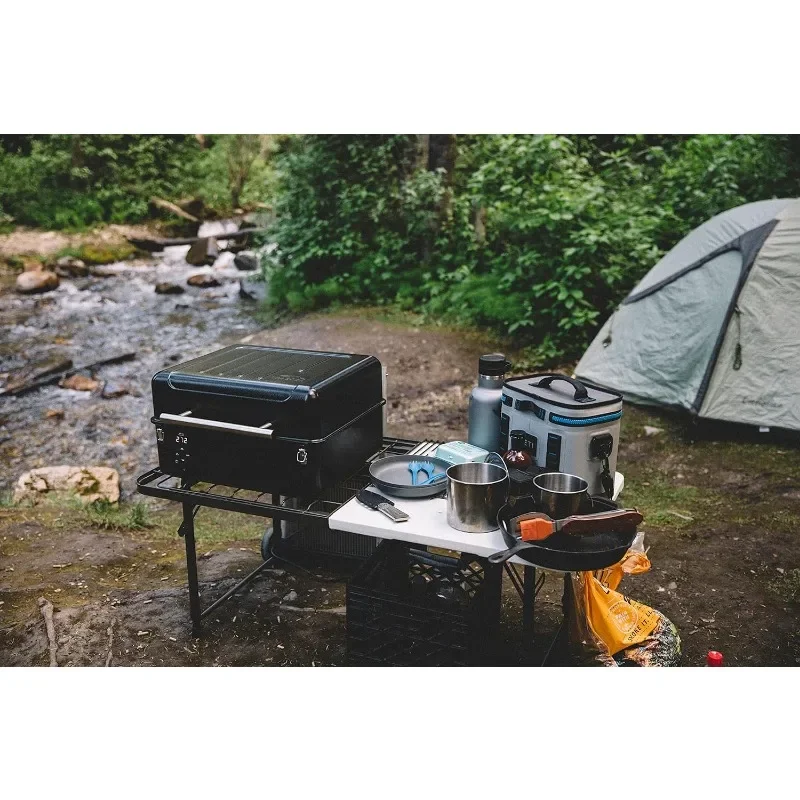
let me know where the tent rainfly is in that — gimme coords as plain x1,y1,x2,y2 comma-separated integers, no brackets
575,198,800,431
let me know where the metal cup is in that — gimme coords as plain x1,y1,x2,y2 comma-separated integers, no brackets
532,472,591,519
446,462,509,533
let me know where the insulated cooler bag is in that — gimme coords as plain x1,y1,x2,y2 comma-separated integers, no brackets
501,374,622,497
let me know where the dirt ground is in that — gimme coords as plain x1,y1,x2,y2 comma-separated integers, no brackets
2,311,799,666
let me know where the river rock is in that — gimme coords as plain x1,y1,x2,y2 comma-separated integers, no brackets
239,277,268,303
16,270,59,294
187,273,221,288
155,282,185,295
180,197,206,220
226,238,247,254
13,465,120,505
186,236,219,266
234,252,259,271
60,373,100,392
212,251,236,270
55,256,89,278
101,382,129,399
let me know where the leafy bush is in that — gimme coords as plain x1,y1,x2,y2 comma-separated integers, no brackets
432,135,662,356
193,134,279,212
267,135,436,311
267,134,800,359
0,135,204,228
0,134,280,229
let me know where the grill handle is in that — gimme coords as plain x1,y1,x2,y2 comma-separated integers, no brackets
158,412,274,439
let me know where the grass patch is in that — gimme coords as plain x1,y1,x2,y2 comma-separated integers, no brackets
0,494,267,546
83,499,152,531
143,506,268,545
768,568,800,603
623,477,705,529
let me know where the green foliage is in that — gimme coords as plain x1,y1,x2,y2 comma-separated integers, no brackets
267,134,800,359
432,135,662,352
193,134,279,212
267,135,443,312
0,134,280,230
0,135,203,228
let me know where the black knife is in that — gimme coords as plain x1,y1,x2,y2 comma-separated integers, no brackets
356,489,409,523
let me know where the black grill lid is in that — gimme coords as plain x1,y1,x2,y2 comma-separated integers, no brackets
161,345,373,400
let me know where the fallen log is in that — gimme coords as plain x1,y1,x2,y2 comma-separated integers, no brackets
105,618,115,667
128,228,270,253
38,597,58,667
1,356,73,394
0,352,136,397
278,604,347,615
150,196,199,223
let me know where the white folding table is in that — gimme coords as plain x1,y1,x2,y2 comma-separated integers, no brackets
329,471,624,663
328,472,624,563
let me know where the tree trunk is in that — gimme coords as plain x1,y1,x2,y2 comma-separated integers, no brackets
428,134,457,222
417,135,458,264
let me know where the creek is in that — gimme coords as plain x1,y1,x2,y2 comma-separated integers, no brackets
0,227,265,496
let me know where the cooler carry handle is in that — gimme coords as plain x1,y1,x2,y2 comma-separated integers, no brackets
533,374,590,401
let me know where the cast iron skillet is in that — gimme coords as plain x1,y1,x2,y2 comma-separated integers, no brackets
369,454,452,499
492,495,636,571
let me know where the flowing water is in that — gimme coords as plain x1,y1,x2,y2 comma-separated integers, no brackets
0,234,265,496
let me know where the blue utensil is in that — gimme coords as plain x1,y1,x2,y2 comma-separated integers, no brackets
418,472,447,486
407,461,429,486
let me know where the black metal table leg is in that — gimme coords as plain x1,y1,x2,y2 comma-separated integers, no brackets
522,565,536,664
180,502,202,637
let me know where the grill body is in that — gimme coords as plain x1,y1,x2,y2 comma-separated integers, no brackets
151,345,384,494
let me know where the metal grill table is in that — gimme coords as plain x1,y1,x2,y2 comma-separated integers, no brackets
136,436,423,637
138,437,623,663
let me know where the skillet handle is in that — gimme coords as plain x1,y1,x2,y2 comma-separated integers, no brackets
487,541,532,565
488,548,515,565
559,508,643,535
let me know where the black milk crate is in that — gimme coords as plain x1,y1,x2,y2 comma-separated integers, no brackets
346,541,502,666
282,518,378,560
279,478,378,561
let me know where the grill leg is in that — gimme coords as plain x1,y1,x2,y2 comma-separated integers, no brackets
522,565,536,665
180,502,202,637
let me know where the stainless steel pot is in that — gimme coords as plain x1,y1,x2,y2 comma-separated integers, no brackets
532,472,591,519
446,462,509,533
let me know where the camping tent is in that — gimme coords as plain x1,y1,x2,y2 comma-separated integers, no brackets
575,198,800,431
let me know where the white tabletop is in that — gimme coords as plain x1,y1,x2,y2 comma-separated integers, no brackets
328,472,624,565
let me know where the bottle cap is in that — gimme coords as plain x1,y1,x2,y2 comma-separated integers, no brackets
707,650,724,666
479,353,510,376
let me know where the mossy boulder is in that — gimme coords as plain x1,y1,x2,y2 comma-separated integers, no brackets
75,242,136,265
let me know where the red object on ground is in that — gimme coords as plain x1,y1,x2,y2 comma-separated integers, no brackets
707,650,724,666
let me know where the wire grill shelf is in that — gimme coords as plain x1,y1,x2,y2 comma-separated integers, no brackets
136,437,440,521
